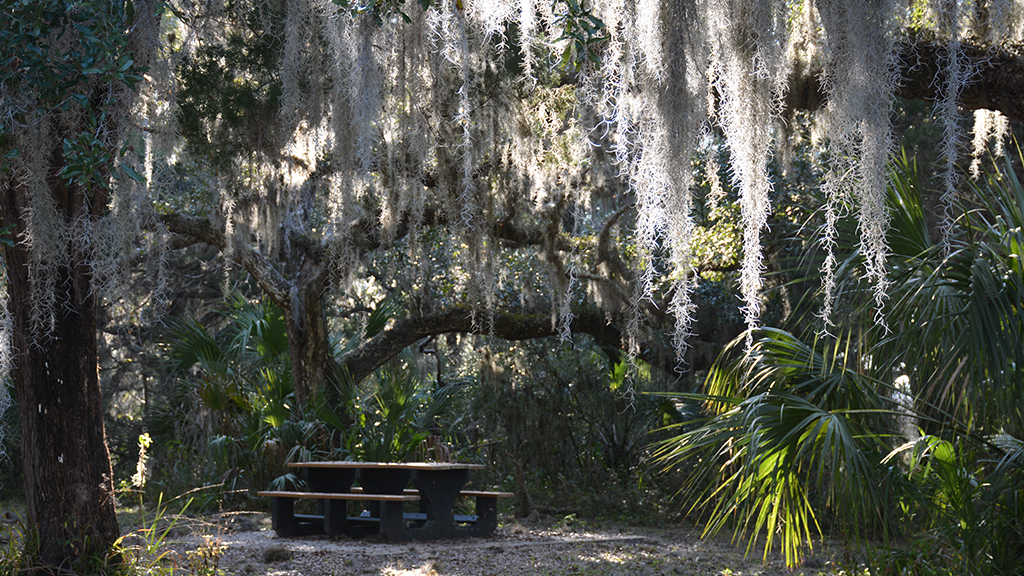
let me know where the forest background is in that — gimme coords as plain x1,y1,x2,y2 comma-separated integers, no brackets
1,0,1023,574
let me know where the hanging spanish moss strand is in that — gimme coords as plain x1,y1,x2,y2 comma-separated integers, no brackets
631,0,670,292
107,0,163,311
321,5,359,249
659,1,705,361
860,123,895,326
596,0,635,174
558,264,578,343
518,0,538,78
422,2,497,322
282,0,329,134
814,0,899,329
0,281,10,458
378,22,410,244
350,19,384,175
935,0,970,252
476,0,518,45
703,57,726,213
329,15,376,281
984,0,1014,39
991,111,1009,157
427,1,478,232
817,183,844,334
709,0,790,343
319,5,388,284
811,0,845,333
970,1,1017,177
606,0,707,361
556,115,590,344
623,0,669,356
970,109,996,179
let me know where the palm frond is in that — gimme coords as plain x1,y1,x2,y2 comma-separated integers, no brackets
654,329,896,567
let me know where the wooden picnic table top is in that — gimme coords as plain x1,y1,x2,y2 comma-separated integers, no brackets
287,461,486,471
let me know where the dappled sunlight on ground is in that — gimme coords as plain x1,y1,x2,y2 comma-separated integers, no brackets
379,562,440,576
159,512,840,575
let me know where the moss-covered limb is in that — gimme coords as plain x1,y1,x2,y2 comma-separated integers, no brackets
160,212,292,306
785,38,1024,123
339,307,678,384
897,39,1024,124
595,203,633,281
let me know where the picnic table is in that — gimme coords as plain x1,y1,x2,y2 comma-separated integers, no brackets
257,461,512,541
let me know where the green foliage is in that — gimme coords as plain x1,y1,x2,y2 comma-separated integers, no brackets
175,3,284,169
151,294,295,504
115,493,192,576
472,340,684,520
352,361,462,462
151,290,472,503
0,514,28,574
879,152,1024,437
654,329,897,566
0,0,148,187
552,0,608,71
0,496,189,575
333,0,432,25
656,151,1024,569
0,0,143,108
878,434,1024,575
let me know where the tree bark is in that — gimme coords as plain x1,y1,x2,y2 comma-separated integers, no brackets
160,213,333,410
1,177,119,572
285,264,331,412
786,39,1024,123
339,307,679,384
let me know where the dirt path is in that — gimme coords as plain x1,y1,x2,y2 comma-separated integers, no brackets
156,513,836,575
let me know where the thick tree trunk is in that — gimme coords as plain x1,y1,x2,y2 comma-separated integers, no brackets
285,277,332,412
1,183,119,571
158,213,337,411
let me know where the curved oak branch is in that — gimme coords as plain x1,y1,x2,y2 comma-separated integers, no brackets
339,307,677,384
786,39,1024,123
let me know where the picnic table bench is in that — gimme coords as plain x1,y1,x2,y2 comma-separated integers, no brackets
257,461,512,541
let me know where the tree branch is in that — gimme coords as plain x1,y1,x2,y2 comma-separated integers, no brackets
159,212,292,306
786,38,1024,123
339,307,678,384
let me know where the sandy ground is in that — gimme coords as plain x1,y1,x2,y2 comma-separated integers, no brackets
152,512,838,576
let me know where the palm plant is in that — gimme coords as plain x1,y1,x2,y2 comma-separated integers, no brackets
313,290,466,462
652,328,903,565
353,359,461,462
655,151,1024,572
155,293,296,500
880,153,1024,438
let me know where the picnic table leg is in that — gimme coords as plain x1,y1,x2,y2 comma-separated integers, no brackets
358,468,412,518
410,469,469,539
469,495,498,536
378,500,412,542
322,499,348,536
270,497,299,537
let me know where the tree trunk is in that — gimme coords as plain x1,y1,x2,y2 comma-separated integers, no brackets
1,181,119,572
285,272,332,412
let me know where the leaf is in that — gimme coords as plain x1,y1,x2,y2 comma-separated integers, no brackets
121,163,145,183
